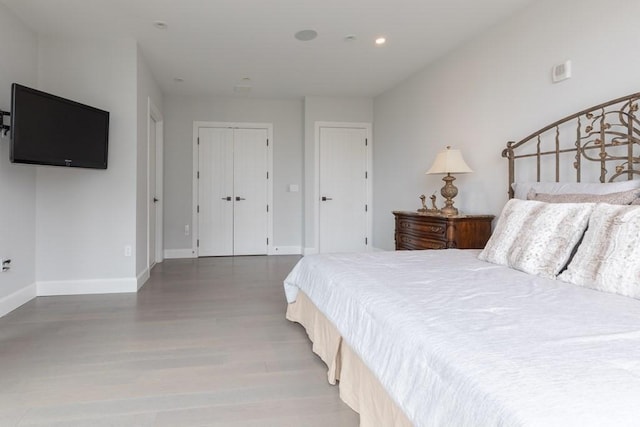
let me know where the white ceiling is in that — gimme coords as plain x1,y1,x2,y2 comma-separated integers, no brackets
2,0,536,99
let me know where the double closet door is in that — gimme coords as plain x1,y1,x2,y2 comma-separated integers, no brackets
197,126,269,256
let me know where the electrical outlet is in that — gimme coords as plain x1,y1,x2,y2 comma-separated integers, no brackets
124,246,132,257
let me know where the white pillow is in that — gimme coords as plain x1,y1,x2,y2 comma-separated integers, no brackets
478,199,594,278
527,188,640,205
512,180,640,200
558,204,640,299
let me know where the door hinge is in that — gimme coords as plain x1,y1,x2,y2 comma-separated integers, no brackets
365,171,368,179
365,237,368,245
365,204,368,212
266,171,269,179
365,138,368,146
197,239,200,247
197,137,200,145
266,204,269,212
266,139,269,147
267,237,269,245
197,205,200,213
197,171,200,179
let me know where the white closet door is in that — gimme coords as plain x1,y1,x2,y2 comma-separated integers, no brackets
319,126,368,253
198,127,234,256
233,128,268,255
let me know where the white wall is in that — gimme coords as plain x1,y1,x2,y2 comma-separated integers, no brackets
372,0,640,250
163,95,303,255
136,49,164,277
303,96,373,252
0,4,38,316
35,37,140,293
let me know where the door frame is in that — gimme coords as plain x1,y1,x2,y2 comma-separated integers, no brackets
314,121,373,253
147,98,164,268
192,121,274,256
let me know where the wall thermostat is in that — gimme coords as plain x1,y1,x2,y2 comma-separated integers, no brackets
552,60,572,83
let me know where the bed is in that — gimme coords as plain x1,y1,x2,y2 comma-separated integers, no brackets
284,93,640,426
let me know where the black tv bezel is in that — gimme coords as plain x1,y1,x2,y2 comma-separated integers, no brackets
10,83,110,170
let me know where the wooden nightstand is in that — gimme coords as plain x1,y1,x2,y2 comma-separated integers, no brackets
393,211,494,250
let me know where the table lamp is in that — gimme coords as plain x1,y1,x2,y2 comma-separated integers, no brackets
426,146,472,216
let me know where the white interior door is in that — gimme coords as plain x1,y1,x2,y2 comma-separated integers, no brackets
319,126,368,253
233,128,268,255
196,125,270,257
148,114,157,267
198,127,234,256
147,100,163,267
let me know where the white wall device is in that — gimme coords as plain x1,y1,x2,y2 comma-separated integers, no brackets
552,60,572,83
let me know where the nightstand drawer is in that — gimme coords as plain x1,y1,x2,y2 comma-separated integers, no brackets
397,218,446,239
396,233,447,250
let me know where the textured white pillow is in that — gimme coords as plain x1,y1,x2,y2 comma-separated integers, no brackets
527,188,640,205
558,204,640,299
512,180,640,200
478,199,594,278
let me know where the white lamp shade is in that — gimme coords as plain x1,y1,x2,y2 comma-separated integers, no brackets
426,146,473,174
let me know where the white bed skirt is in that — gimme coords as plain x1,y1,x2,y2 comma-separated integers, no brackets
286,291,413,427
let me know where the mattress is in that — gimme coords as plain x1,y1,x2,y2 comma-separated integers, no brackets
284,249,640,426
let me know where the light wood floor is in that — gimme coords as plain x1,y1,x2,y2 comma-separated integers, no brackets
0,256,359,426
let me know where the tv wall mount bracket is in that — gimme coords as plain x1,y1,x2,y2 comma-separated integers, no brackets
0,110,10,136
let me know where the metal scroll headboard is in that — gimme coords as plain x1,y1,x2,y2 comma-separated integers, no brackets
502,92,640,198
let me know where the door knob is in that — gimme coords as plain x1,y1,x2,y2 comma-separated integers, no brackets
235,196,246,201
321,196,333,201
221,196,232,201
153,197,159,203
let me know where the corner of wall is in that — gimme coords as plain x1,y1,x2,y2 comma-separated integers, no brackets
0,284,37,318
0,2,38,317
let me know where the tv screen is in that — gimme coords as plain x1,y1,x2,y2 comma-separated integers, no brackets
10,83,109,169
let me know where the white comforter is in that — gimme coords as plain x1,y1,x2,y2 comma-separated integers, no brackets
284,250,640,427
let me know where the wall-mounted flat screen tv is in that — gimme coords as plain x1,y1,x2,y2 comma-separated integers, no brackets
10,83,109,169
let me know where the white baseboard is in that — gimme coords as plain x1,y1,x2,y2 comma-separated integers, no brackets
164,248,195,259
37,277,139,296
0,284,37,318
137,268,150,290
166,247,302,257
269,246,302,255
302,247,387,255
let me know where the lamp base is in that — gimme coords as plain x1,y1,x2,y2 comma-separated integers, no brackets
439,205,458,216
440,174,459,216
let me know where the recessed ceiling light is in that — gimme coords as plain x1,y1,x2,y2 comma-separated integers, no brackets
344,34,357,42
173,77,184,83
375,37,386,45
153,21,168,30
294,29,318,42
